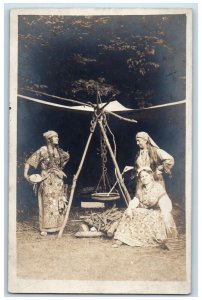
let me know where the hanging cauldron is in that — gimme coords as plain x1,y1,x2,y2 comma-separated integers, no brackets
91,192,120,201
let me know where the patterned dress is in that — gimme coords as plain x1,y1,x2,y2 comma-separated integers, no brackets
26,146,70,232
114,182,177,247
135,148,174,189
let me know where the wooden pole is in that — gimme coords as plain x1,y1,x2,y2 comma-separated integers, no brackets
58,120,97,238
98,119,131,205
20,88,92,107
107,111,137,123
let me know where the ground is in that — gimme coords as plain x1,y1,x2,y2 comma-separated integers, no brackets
17,207,186,281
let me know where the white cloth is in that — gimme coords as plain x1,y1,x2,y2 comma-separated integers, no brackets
128,197,140,209
136,132,159,148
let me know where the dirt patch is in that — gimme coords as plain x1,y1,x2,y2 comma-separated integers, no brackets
17,207,186,281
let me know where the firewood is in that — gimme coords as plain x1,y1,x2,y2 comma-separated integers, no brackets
75,231,104,238
107,221,120,237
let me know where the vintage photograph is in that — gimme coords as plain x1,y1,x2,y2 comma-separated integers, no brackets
9,8,192,294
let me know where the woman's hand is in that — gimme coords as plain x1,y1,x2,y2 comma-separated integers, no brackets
128,197,139,209
125,197,140,219
156,165,164,175
125,208,133,219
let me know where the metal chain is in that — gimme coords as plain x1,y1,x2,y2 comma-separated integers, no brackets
90,114,97,132
100,114,108,171
97,114,107,191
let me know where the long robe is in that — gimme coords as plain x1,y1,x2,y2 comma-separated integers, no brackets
114,181,177,247
26,145,70,232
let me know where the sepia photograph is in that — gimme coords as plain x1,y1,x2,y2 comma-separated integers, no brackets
9,7,192,294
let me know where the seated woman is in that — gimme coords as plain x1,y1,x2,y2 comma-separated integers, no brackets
113,167,178,248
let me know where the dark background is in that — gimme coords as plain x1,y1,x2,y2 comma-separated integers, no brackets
16,14,186,215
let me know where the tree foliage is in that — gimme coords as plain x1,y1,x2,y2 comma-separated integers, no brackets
18,15,186,108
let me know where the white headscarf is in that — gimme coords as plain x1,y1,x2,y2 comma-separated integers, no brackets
137,166,153,176
136,132,159,148
43,130,58,140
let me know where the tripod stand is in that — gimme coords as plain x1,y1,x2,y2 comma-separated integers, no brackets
58,105,134,238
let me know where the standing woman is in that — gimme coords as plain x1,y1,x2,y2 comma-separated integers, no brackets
134,131,174,189
24,130,70,236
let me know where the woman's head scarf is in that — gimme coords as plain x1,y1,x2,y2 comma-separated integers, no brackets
137,166,153,177
43,130,58,141
136,132,159,148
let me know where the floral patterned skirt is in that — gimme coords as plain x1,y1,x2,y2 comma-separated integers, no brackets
38,172,67,232
114,208,168,247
